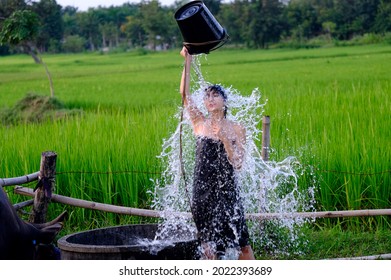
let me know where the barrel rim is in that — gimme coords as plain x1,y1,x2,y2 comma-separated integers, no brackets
57,224,198,254
174,0,204,21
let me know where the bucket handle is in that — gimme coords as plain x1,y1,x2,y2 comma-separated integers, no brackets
183,35,229,54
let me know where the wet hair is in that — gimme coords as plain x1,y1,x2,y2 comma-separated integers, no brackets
206,84,227,101
205,84,228,117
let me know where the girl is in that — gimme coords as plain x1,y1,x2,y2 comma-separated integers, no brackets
180,47,255,260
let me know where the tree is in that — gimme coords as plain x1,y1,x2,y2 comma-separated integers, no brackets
62,6,79,37
285,0,322,41
121,14,147,47
332,0,359,39
0,10,55,97
220,0,248,46
139,0,170,50
99,22,117,49
322,21,336,41
0,0,27,55
261,0,286,47
76,10,100,51
373,0,391,33
163,7,182,49
62,34,86,53
0,0,26,19
31,0,64,53
241,0,285,48
349,0,380,36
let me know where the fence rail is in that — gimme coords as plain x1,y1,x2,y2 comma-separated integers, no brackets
0,171,39,187
13,185,391,221
15,186,164,219
2,149,391,222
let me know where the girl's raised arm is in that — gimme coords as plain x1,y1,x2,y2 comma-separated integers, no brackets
179,47,204,130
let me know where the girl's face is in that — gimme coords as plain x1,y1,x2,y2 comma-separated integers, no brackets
204,90,225,114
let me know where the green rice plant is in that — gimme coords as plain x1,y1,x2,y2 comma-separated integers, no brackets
1,44,390,232
0,108,173,227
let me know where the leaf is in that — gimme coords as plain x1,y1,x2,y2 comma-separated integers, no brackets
0,10,40,46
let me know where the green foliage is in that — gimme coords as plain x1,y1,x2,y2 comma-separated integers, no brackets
257,227,391,259
0,0,27,20
120,0,177,49
373,0,391,33
0,45,390,234
335,33,386,46
2,0,391,53
0,10,39,46
31,0,63,52
62,35,86,53
0,9,55,98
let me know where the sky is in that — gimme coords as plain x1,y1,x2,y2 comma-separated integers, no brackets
56,0,179,11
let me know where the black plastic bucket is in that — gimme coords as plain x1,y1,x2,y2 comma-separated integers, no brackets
175,0,228,54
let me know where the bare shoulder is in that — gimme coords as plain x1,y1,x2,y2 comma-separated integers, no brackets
187,101,205,129
227,120,246,137
231,120,245,132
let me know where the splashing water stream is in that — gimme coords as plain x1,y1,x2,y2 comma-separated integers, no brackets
148,55,316,258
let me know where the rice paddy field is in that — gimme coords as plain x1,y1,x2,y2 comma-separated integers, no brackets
1,44,390,244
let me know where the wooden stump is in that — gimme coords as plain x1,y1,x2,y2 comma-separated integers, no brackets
29,151,57,223
261,116,270,161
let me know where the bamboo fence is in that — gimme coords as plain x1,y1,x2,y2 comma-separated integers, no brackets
1,148,391,221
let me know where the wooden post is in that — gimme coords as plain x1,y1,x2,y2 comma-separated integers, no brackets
29,151,57,223
261,116,270,161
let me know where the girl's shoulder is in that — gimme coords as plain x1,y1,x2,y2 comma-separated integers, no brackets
226,119,245,133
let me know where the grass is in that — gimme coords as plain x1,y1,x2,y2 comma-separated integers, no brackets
256,227,391,260
0,44,390,258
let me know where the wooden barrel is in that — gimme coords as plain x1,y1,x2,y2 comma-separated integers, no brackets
57,224,199,260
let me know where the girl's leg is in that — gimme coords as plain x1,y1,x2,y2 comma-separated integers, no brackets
239,245,255,260
200,242,217,260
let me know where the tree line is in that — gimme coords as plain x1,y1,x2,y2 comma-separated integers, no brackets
1,0,390,55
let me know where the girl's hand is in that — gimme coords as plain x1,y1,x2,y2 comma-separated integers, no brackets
180,46,189,58
211,120,226,140
180,46,192,63
211,121,220,138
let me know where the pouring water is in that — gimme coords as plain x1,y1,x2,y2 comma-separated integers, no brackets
150,55,316,258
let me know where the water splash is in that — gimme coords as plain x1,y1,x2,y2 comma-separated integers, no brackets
134,238,176,255
150,55,316,258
